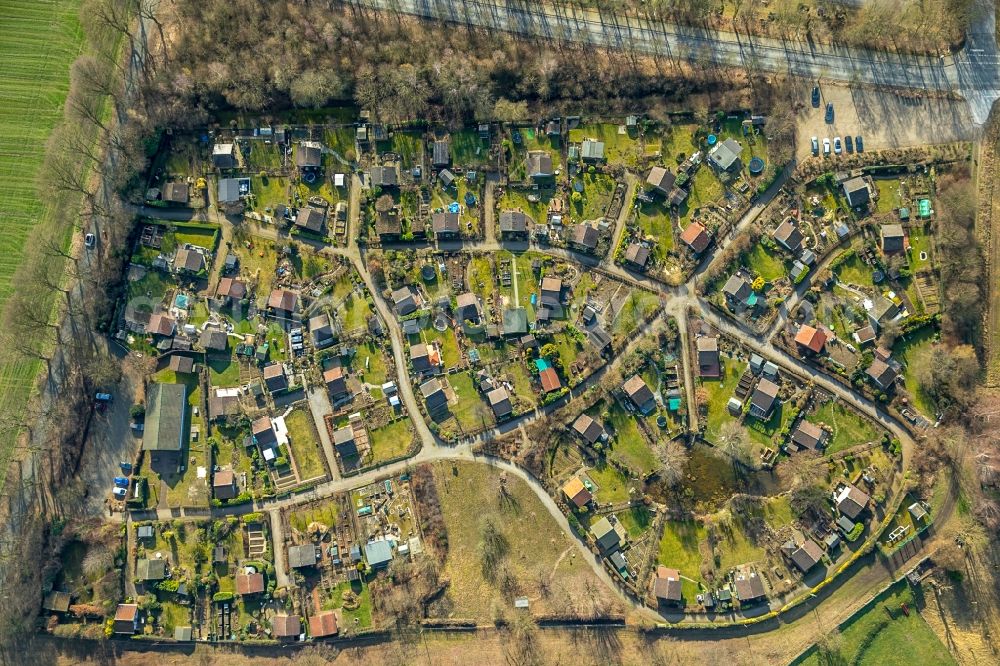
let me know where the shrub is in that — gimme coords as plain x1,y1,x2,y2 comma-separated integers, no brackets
846,523,864,542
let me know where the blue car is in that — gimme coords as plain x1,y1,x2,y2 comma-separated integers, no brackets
114,476,130,488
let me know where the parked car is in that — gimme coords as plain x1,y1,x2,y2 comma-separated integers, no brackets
823,138,831,155
855,135,864,152
811,136,819,155
112,487,127,500
825,103,834,122
84,233,95,248
834,137,842,154
811,86,820,107
113,476,130,488
119,461,133,473
845,135,853,153
95,392,112,402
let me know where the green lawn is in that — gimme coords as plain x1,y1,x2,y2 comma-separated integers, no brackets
447,372,494,431
567,123,644,167
892,325,938,417
658,520,708,586
810,399,881,454
606,401,658,476
352,340,389,386
339,291,373,333
498,188,553,225
702,360,745,442
283,408,327,481
745,399,790,450
585,464,631,503
450,129,491,168
172,224,220,250
873,177,904,214
798,584,953,666
421,325,462,369
907,224,933,270
569,171,615,222
714,512,767,571
290,501,338,534
636,199,675,257
616,505,653,537
834,252,875,288
208,356,241,388
376,130,422,168
678,166,725,227
323,128,356,160
368,419,414,463
746,243,787,282
322,579,373,629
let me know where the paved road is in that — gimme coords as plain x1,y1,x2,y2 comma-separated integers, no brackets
354,0,1000,123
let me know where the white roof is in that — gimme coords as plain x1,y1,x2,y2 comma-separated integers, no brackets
334,174,345,186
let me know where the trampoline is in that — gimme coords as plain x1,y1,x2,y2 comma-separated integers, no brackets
748,157,765,175
465,192,476,206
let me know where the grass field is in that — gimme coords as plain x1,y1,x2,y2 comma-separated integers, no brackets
658,520,707,585
284,408,327,481
810,399,881,454
368,419,414,463
0,0,89,490
892,325,938,417
425,461,619,620
797,583,954,666
702,359,745,442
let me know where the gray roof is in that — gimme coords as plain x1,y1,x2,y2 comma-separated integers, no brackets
432,140,450,166
591,516,623,552
333,426,358,458
136,558,166,581
420,378,448,414
432,211,460,235
723,274,752,302
750,378,779,416
790,539,824,573
288,544,318,568
296,144,323,168
218,178,241,203
503,307,528,335
142,383,187,452
487,387,512,418
572,414,604,444
709,138,742,170
572,224,599,249
843,177,870,207
369,165,399,188
581,139,605,161
526,151,553,178
646,166,676,195
499,210,529,233
773,218,803,252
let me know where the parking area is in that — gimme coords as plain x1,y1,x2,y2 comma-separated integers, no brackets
796,83,976,160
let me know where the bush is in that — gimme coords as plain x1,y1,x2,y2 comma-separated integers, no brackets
130,403,146,420
846,522,865,542
212,592,234,603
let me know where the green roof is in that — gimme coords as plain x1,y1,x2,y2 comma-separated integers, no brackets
142,383,187,452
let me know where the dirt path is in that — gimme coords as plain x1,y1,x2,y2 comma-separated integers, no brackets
978,111,1000,385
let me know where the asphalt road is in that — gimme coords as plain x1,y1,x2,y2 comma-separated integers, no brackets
354,0,1000,123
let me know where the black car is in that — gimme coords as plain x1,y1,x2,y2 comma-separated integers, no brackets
855,135,864,152
811,86,820,107
825,103,834,122
845,135,853,153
